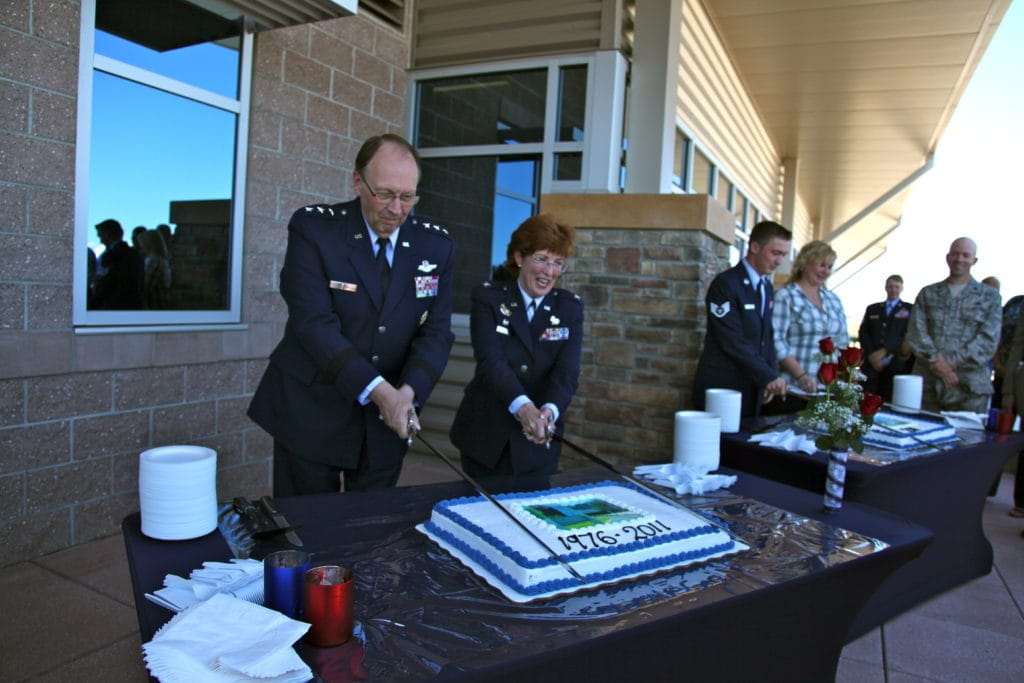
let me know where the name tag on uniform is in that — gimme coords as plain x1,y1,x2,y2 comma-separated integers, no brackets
743,303,755,310
329,280,358,292
415,275,439,298
541,327,569,341
496,325,509,335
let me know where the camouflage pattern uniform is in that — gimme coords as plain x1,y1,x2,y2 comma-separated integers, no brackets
905,278,1002,412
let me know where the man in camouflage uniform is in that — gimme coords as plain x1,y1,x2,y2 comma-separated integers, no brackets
905,237,1002,413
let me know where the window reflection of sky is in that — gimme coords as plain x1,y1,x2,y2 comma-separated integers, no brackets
492,160,537,268
95,30,239,98
88,31,239,253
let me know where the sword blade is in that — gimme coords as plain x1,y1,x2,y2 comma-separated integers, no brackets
551,433,711,516
415,433,585,584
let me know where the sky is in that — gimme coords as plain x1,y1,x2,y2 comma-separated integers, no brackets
833,0,1024,332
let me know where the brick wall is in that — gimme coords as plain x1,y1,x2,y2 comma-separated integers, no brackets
0,3,409,566
542,194,733,469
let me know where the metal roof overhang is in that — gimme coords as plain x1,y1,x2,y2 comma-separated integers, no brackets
704,0,1013,273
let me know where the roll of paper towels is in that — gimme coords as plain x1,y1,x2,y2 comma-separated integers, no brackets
891,375,923,412
705,388,742,433
674,410,721,472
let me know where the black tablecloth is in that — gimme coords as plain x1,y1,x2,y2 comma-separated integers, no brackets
124,467,931,681
722,420,1024,637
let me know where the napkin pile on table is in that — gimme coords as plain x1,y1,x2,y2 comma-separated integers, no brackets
748,428,818,454
633,463,737,495
143,592,312,683
145,558,263,612
940,411,987,430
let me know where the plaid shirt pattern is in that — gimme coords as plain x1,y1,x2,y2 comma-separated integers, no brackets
772,283,849,382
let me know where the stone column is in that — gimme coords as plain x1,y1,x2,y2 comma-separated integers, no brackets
540,193,733,467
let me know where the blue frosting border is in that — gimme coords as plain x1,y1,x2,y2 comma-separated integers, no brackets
424,480,735,597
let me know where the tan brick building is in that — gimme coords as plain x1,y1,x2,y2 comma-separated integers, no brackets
1,0,1008,564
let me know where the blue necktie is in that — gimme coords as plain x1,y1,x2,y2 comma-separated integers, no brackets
527,300,536,322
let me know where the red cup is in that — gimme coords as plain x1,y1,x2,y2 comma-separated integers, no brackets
303,565,354,647
995,410,1015,434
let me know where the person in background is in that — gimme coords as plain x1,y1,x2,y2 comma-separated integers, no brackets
995,293,1024,398
982,275,1001,291
857,274,914,401
248,134,455,495
1000,303,1024,518
773,240,849,394
450,214,583,478
91,218,144,309
692,220,792,416
137,229,172,309
905,237,1001,413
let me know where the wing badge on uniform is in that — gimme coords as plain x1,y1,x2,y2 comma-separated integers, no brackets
499,303,511,317
417,260,437,272
711,301,731,318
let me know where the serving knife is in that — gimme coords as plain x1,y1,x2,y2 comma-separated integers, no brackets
258,496,304,547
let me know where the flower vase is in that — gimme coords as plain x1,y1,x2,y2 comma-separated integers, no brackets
823,448,849,513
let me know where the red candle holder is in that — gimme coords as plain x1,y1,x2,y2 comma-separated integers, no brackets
303,565,354,647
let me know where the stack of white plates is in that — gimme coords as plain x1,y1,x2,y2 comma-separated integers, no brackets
704,388,742,433
673,410,721,472
139,445,218,541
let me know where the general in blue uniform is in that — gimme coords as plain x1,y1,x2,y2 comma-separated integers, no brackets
450,215,582,477
692,221,792,417
248,135,454,494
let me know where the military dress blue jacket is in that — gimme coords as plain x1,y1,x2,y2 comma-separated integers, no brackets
692,261,777,416
248,198,455,469
450,278,583,473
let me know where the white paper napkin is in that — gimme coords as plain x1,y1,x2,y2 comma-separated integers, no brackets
145,558,264,612
143,592,311,683
633,463,737,495
748,428,818,454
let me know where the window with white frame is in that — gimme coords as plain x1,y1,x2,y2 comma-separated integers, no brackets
74,0,251,327
411,54,625,314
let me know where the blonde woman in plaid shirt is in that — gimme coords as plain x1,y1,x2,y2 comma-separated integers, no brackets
772,240,849,393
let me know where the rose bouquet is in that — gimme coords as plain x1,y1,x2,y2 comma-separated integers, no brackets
796,337,884,454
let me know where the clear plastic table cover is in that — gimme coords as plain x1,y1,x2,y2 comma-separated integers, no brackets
748,414,986,466
219,471,889,680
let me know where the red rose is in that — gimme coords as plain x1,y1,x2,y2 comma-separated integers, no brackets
840,347,863,367
818,337,835,354
818,362,838,385
860,393,884,416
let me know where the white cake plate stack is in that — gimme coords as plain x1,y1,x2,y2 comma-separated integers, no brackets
139,445,218,540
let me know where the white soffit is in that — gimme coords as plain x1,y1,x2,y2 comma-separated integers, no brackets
705,0,1012,239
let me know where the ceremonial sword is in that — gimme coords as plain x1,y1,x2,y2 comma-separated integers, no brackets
414,433,586,583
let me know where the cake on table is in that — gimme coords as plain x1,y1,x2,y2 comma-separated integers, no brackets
863,411,959,451
416,480,748,602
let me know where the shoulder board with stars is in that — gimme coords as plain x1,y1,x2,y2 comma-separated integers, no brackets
411,216,451,239
301,203,341,217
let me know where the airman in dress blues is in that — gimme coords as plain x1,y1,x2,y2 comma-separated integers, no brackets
248,134,454,495
693,221,792,417
857,274,914,401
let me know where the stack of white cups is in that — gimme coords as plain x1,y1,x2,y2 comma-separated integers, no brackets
704,388,742,433
891,375,923,412
673,410,721,472
139,445,218,541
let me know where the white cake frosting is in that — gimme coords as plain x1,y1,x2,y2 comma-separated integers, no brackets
863,411,958,450
416,481,747,602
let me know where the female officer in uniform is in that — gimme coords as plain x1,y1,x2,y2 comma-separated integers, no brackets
450,214,583,478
